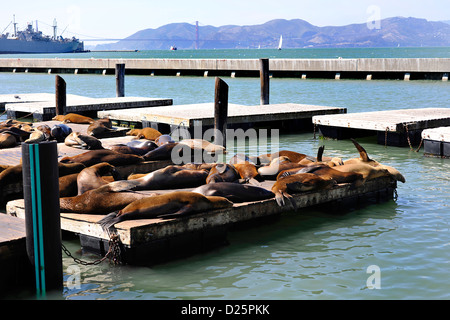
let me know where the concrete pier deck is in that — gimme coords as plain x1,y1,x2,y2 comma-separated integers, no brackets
6,176,397,265
98,103,347,134
0,58,449,80
422,126,450,158
1,93,173,121
312,108,450,146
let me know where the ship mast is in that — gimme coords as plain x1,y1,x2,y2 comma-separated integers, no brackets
52,19,57,39
13,14,18,37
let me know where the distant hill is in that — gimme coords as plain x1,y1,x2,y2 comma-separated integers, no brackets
94,17,450,50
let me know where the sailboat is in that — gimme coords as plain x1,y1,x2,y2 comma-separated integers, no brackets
277,35,283,50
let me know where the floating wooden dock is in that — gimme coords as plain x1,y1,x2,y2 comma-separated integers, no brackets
0,214,33,294
98,103,347,134
6,176,396,265
422,126,450,158
1,93,173,121
312,108,450,147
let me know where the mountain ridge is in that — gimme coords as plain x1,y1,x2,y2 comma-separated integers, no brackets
94,17,450,50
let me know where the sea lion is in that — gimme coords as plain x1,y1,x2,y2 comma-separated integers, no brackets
332,163,392,183
127,127,162,140
65,132,103,150
258,150,308,164
77,162,118,195
59,172,80,197
155,134,175,146
52,113,95,124
258,156,306,179
24,130,46,144
272,173,337,209
107,140,158,155
229,153,259,165
0,127,31,142
59,149,144,167
206,163,240,184
51,124,73,142
87,119,116,137
141,142,198,162
178,139,226,154
0,132,18,148
98,191,234,230
60,184,155,214
193,182,275,203
106,165,209,191
344,139,406,183
233,163,262,185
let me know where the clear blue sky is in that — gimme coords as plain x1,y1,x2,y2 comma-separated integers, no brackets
1,0,449,41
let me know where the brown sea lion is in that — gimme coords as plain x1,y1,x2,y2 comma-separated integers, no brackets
77,162,118,195
59,149,144,167
0,132,18,148
106,165,209,191
59,173,79,197
98,191,234,230
344,138,406,183
178,139,226,154
332,163,392,183
127,127,162,140
87,120,116,137
24,130,46,144
233,163,262,185
52,113,95,124
193,182,274,203
206,163,240,184
65,132,104,150
107,140,158,156
272,173,337,209
60,184,155,214
258,150,308,164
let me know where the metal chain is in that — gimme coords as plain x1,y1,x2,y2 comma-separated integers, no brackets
404,124,423,153
62,232,122,266
385,127,388,147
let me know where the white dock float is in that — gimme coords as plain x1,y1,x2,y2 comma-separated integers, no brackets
6,176,396,265
422,126,450,158
312,108,450,147
98,103,347,134
2,93,173,121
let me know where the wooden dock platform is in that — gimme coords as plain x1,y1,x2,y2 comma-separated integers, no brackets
98,103,347,134
6,176,396,265
0,214,33,294
422,126,450,158
1,93,173,121
312,108,450,147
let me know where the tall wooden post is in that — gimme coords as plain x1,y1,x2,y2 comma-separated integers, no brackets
55,75,66,115
22,141,62,298
214,77,228,148
115,63,125,97
260,58,269,105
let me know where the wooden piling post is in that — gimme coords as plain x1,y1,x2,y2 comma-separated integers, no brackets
260,58,269,105
214,77,229,147
22,141,62,297
115,63,125,97
55,75,66,116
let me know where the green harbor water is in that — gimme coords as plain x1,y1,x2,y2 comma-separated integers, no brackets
0,47,449,300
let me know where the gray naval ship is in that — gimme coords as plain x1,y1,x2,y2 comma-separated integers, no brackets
0,16,84,53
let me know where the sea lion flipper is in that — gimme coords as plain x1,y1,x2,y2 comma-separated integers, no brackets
350,138,371,162
158,205,195,219
317,145,325,162
98,211,121,231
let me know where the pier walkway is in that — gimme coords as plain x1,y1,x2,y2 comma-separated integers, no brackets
0,58,449,80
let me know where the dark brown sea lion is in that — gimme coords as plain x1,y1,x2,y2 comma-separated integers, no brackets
60,184,155,214
127,127,162,140
0,132,18,148
98,191,234,230
77,162,119,195
59,149,144,167
206,163,240,184
87,119,116,137
107,140,158,156
51,124,73,142
344,139,405,183
65,132,104,150
106,165,209,191
59,173,79,197
193,182,275,203
272,173,336,209
52,113,95,124
142,142,197,162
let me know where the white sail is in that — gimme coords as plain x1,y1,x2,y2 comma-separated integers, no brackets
278,35,283,50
